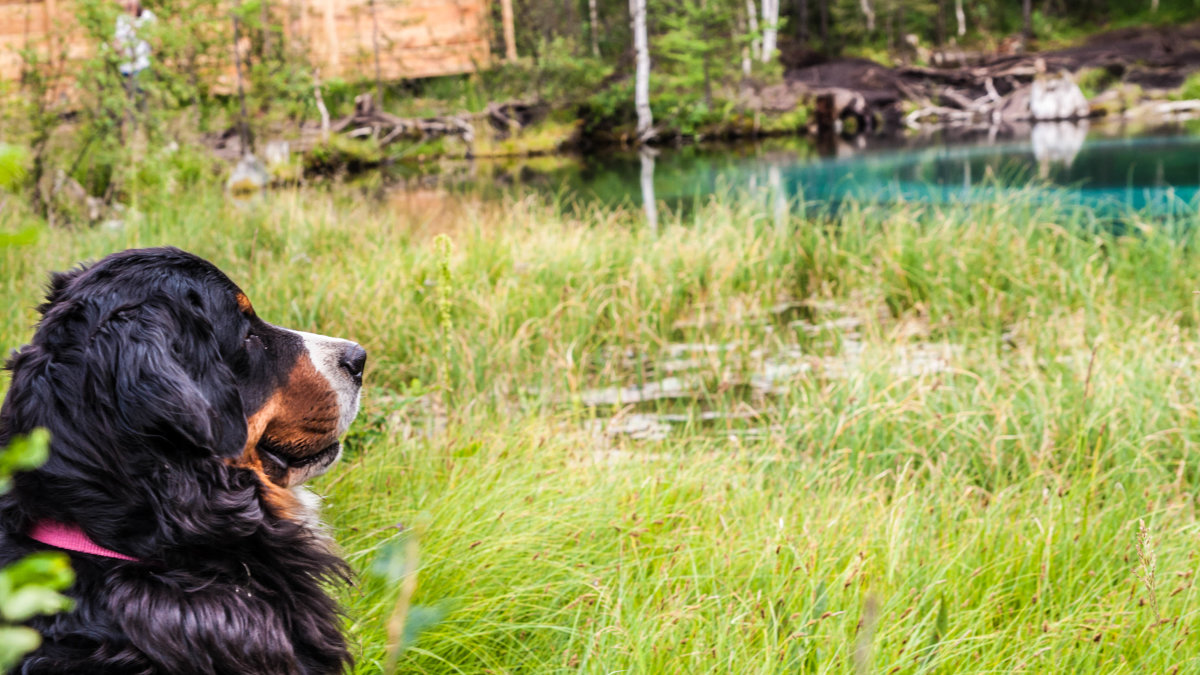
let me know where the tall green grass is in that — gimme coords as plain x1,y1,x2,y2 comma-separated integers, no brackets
4,188,1200,672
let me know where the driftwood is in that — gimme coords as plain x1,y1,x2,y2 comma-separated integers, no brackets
328,93,476,151
788,23,1200,134
312,94,548,155
483,100,547,136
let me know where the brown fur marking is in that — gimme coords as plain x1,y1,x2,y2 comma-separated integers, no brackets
264,353,340,458
235,292,255,315
230,352,339,520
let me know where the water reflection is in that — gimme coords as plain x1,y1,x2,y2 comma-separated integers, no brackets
1031,120,1088,174
372,118,1200,222
639,147,659,232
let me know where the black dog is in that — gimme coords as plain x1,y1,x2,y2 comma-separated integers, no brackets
0,247,366,674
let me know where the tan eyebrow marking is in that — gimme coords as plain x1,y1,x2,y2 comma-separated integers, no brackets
235,292,255,315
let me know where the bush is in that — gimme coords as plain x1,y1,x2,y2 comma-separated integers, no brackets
1177,72,1200,101
1075,67,1117,100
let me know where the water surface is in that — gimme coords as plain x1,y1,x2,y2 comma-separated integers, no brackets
385,118,1200,220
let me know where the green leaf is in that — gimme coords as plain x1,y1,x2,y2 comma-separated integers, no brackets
0,552,75,589
371,535,413,582
401,605,445,648
0,586,74,623
0,626,42,670
0,430,51,478
0,552,75,622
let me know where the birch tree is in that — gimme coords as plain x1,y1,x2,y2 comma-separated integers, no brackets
588,0,601,56
746,0,760,65
955,0,965,37
639,147,658,231
760,0,778,62
859,0,874,33
630,0,653,140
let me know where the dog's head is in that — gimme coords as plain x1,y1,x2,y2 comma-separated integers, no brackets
0,247,365,536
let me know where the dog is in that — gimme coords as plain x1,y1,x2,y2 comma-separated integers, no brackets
0,247,366,674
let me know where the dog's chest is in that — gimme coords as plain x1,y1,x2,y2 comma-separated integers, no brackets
291,486,332,538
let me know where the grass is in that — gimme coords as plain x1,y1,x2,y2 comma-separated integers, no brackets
5,185,1200,672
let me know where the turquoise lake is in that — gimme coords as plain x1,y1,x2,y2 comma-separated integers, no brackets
405,119,1200,220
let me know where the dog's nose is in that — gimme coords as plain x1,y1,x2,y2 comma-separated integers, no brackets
339,344,367,386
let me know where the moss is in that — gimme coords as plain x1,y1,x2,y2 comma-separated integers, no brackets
760,108,810,134
1075,67,1117,100
472,120,578,158
304,136,384,174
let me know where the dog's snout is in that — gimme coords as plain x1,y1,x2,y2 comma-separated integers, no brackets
339,344,367,386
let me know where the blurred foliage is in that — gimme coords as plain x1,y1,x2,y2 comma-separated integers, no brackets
0,433,74,672
1176,71,1200,101
0,145,28,194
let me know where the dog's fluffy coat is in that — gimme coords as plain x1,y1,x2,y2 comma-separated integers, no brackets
0,248,364,674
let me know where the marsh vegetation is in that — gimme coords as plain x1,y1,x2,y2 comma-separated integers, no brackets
5,184,1200,672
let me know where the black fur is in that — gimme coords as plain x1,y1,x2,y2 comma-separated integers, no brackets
0,248,351,674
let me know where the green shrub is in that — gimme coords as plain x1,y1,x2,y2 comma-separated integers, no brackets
1075,67,1117,99
1177,72,1200,101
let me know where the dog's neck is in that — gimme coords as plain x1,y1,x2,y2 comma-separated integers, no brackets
28,519,141,561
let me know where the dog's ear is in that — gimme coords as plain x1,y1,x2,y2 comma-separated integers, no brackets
37,265,90,316
88,292,247,458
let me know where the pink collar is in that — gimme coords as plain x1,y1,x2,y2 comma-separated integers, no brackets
28,520,140,562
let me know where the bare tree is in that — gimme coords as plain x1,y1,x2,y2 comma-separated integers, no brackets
1022,0,1032,41
746,0,760,64
501,0,518,61
760,0,778,61
955,0,965,37
588,0,601,56
630,0,653,140
859,0,875,32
